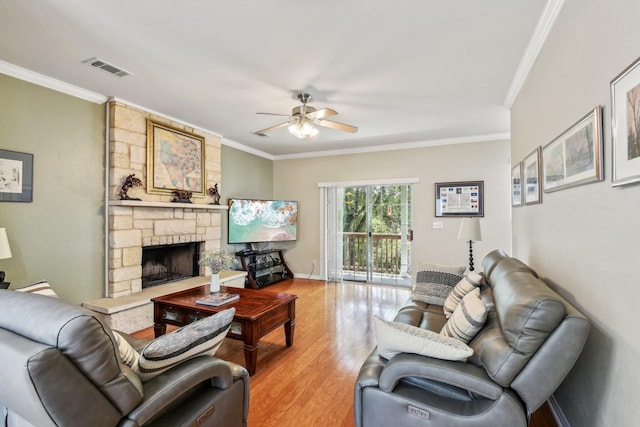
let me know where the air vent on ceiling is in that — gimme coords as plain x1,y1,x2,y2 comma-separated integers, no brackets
83,57,132,77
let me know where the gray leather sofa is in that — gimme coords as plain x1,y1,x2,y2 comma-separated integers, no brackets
0,290,249,427
355,249,589,427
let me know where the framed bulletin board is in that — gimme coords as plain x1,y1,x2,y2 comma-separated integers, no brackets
435,181,484,217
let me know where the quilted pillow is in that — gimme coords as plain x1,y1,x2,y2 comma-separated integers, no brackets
411,263,466,306
443,271,485,318
138,307,235,381
374,315,473,361
441,288,487,344
14,280,59,297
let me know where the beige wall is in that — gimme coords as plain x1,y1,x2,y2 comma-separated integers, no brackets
273,140,511,277
0,74,105,304
510,0,640,425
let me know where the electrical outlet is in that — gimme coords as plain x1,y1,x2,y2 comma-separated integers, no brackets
432,221,443,229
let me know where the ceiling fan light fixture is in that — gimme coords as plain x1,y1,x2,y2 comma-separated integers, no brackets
288,119,319,139
256,92,355,138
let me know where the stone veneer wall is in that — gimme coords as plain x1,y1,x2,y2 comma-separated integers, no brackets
108,101,223,298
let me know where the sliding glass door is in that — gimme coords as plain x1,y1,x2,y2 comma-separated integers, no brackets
340,184,412,285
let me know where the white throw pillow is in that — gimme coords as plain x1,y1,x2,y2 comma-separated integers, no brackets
443,271,485,318
113,331,140,373
138,307,235,381
440,288,487,344
374,315,473,361
14,280,59,298
411,263,466,306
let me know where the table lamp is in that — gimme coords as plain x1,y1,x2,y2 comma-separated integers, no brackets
0,228,12,289
458,217,481,271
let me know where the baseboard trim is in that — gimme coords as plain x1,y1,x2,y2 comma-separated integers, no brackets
548,395,571,427
292,273,323,281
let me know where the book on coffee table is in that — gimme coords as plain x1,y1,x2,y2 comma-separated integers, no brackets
196,292,240,306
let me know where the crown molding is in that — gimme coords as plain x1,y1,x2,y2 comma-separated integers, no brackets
109,97,224,139
504,0,566,109
0,60,108,104
273,132,510,160
221,137,276,160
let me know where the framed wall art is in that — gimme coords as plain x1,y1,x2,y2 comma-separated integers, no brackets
542,106,603,193
523,147,542,205
435,181,484,217
611,57,640,186
146,120,205,197
0,149,33,202
511,163,522,207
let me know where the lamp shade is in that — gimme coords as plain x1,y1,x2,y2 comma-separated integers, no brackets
0,228,11,260
457,218,482,242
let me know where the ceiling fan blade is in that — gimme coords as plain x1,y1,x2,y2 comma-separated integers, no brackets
257,112,293,117
317,119,358,133
255,122,290,136
305,108,338,120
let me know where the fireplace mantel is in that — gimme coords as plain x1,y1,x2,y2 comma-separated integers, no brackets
110,200,228,210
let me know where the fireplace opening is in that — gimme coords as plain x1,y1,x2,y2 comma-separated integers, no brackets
142,243,201,288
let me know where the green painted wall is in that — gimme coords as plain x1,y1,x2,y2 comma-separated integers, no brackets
220,144,273,253
0,74,105,304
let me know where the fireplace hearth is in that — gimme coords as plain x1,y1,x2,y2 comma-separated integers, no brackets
142,242,201,289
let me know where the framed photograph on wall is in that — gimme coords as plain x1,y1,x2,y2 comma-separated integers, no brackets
523,147,542,205
435,181,484,217
0,149,33,202
542,106,603,192
146,120,205,197
611,57,640,186
511,163,523,207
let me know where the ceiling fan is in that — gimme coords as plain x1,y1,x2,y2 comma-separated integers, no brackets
256,93,358,139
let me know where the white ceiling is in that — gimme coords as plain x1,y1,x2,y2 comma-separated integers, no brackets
0,0,554,159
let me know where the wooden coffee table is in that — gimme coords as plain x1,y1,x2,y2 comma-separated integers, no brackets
152,285,297,375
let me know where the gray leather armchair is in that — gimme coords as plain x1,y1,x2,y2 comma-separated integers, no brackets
0,290,249,427
355,250,590,427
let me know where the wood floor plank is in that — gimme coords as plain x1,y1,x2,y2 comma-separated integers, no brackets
133,278,557,427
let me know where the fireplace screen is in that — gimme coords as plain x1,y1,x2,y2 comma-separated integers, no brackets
141,243,200,288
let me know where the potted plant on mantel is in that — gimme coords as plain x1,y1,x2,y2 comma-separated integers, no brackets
198,250,237,293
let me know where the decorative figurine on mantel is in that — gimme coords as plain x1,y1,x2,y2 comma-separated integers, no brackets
207,184,221,205
118,174,143,201
171,189,193,203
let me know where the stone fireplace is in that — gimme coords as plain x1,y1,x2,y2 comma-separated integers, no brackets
105,100,224,299
81,100,249,333
108,201,223,298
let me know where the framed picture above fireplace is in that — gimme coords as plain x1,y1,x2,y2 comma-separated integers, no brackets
146,120,205,197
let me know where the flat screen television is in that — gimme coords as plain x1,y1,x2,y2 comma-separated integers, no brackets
228,199,298,244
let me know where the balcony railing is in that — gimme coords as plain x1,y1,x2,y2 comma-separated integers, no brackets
342,232,410,276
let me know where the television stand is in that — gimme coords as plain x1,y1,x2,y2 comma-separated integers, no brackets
236,249,293,289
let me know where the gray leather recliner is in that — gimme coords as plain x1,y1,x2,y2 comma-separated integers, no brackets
0,290,249,427
354,249,590,427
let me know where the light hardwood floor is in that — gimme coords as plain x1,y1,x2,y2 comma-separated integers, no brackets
133,278,557,427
